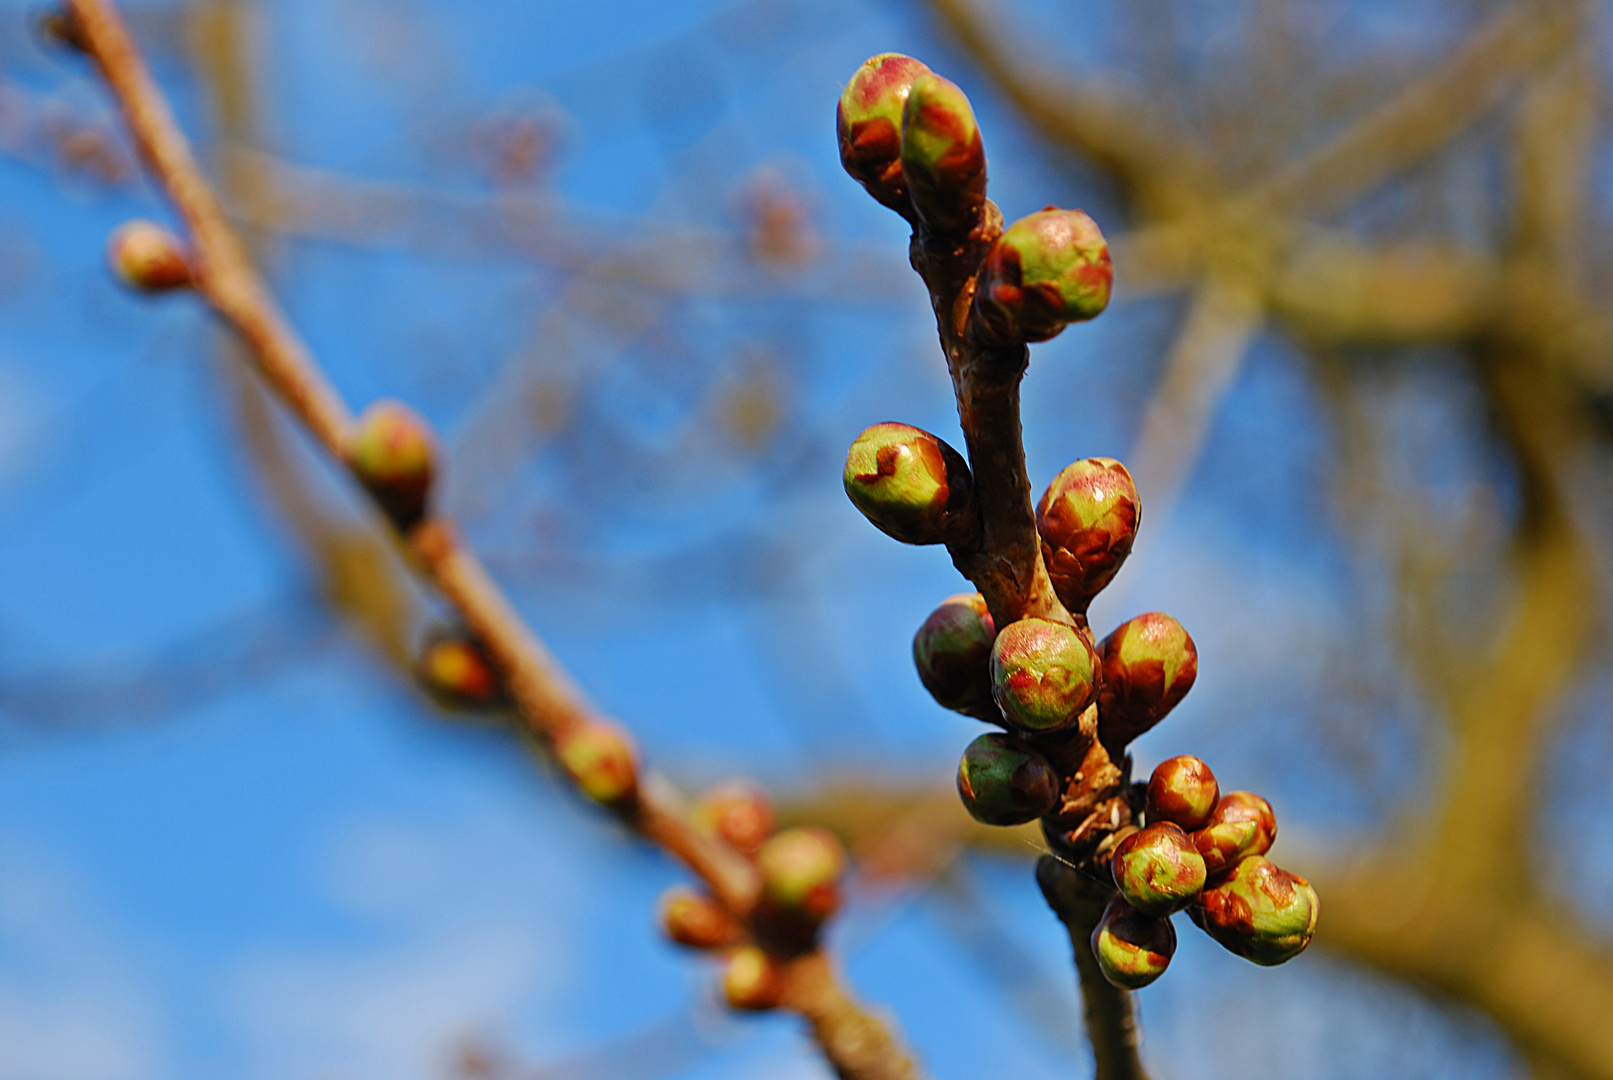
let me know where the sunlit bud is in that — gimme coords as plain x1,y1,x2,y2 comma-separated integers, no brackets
837,53,932,213
843,422,974,546
1036,458,1139,615
553,721,639,807
1091,895,1176,990
758,827,845,922
956,732,1060,826
696,781,775,855
33,7,87,52
990,617,1100,734
722,946,784,1011
1111,821,1207,916
1146,755,1219,832
345,400,437,529
975,208,1111,342
107,220,192,292
1194,856,1319,966
899,73,986,234
416,631,502,708
1096,612,1197,749
1193,791,1277,876
659,887,742,950
913,592,998,719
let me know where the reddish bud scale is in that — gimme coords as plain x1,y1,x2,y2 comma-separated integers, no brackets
836,53,932,213
659,888,742,950
899,73,986,235
1194,856,1319,966
696,781,775,855
975,208,1112,343
107,220,192,292
1091,896,1176,990
1037,458,1139,615
990,617,1100,734
843,422,974,546
956,732,1060,826
913,592,997,719
722,946,784,1011
757,827,845,923
417,633,502,708
345,400,437,529
1111,821,1207,916
1146,755,1219,831
554,721,639,807
1096,612,1198,751
1193,791,1277,876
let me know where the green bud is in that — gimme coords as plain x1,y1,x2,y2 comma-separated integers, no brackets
913,592,997,719
107,220,192,292
659,887,742,950
1096,612,1197,750
553,721,639,807
990,617,1100,733
836,53,932,213
899,73,986,234
346,400,437,529
1090,895,1176,990
956,732,1060,826
1145,755,1219,832
722,946,783,1011
1194,856,1318,966
758,827,845,922
975,208,1112,342
1192,791,1277,876
416,630,503,708
695,781,775,856
843,422,974,545
1111,821,1207,916
1036,458,1140,614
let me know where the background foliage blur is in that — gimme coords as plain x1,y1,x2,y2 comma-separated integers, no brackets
4,0,1613,1077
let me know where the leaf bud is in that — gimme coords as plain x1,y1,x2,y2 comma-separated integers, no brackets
956,732,1060,826
757,827,845,923
345,400,437,529
1194,856,1318,966
1090,895,1176,990
1145,755,1219,832
1036,458,1139,615
107,220,192,292
990,617,1100,734
696,781,775,856
722,946,784,1011
1110,821,1207,916
553,720,639,807
836,53,932,213
975,208,1111,342
899,73,986,234
1192,791,1277,876
843,422,974,546
913,592,997,719
33,7,87,52
1096,612,1197,750
659,887,742,950
416,631,502,708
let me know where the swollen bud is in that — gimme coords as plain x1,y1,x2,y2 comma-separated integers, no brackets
1090,895,1176,990
899,73,986,234
696,781,775,855
345,400,437,529
837,53,932,213
1194,856,1318,966
758,827,845,923
975,208,1111,342
843,422,974,546
1146,755,1219,832
553,720,639,807
1096,612,1197,750
417,631,502,708
1036,458,1139,615
659,887,742,950
913,592,997,719
722,946,783,1011
990,617,1100,734
1193,791,1277,876
956,732,1060,826
107,220,192,292
1111,821,1207,916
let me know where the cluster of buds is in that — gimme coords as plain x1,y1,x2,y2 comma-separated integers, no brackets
657,784,848,1012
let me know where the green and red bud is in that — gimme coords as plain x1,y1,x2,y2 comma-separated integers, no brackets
913,592,997,719
836,53,932,213
659,887,742,950
416,631,502,708
1090,895,1176,990
1096,612,1198,750
553,720,639,807
1146,755,1219,832
1193,791,1277,876
1110,821,1207,916
956,732,1060,826
696,781,775,856
1194,856,1318,966
107,220,192,292
757,827,845,923
345,400,437,529
975,208,1112,342
1036,458,1139,615
843,422,975,546
899,73,986,234
722,946,784,1010
990,617,1100,734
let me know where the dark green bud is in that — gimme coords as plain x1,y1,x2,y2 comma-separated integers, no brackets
1194,856,1318,966
1091,895,1176,990
913,592,997,719
1096,612,1197,751
990,617,1100,734
843,422,974,545
956,732,1060,826
1111,821,1207,916
1037,458,1139,615
975,208,1112,342
899,73,986,234
1192,791,1277,876
1146,755,1219,832
837,53,932,213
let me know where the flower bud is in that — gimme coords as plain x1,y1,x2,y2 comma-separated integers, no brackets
1090,895,1176,990
843,422,974,546
659,887,742,950
722,946,783,1011
975,208,1111,342
416,631,502,708
33,7,87,52
1146,755,1219,832
913,592,997,719
836,53,932,213
758,827,845,923
1111,821,1207,916
107,220,192,292
990,617,1100,734
956,732,1060,826
899,73,986,234
1193,791,1277,876
1036,458,1139,615
1194,856,1318,966
345,400,436,529
553,721,638,807
1096,612,1197,750
696,781,775,855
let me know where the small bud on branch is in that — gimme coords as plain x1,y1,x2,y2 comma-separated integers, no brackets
956,732,1060,826
1111,821,1208,916
990,617,1100,734
836,53,931,215
107,219,192,292
1096,611,1197,752
1193,856,1318,966
975,208,1111,343
1090,895,1176,990
913,592,998,720
1037,458,1139,616
843,422,975,546
345,400,437,530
